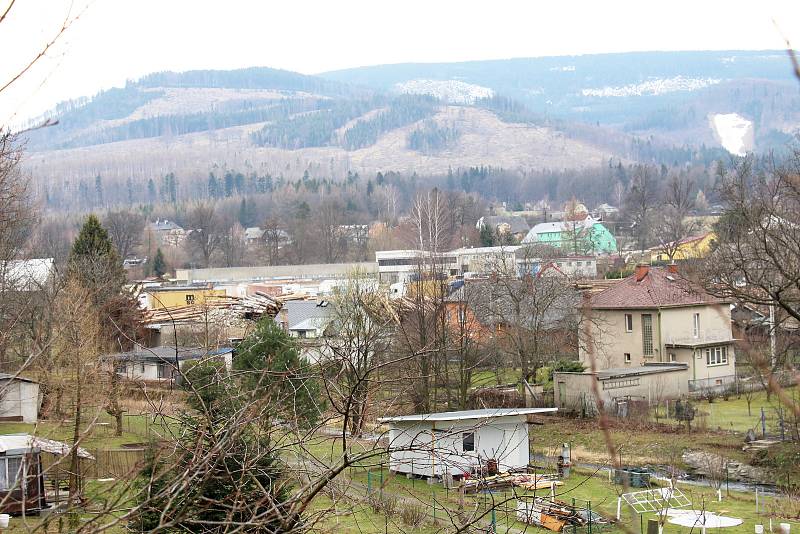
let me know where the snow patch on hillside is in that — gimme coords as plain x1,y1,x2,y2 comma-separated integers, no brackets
581,76,720,97
394,79,494,104
710,113,753,156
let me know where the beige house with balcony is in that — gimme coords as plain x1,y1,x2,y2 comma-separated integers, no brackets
575,264,736,395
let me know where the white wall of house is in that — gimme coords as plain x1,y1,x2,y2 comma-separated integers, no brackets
0,380,40,423
387,416,530,477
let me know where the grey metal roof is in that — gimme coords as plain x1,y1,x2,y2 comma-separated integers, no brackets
445,279,580,330
277,300,333,330
379,407,557,423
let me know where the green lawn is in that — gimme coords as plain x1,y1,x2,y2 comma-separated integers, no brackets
344,465,800,534
0,412,176,451
471,367,520,388
532,416,750,467
691,386,799,435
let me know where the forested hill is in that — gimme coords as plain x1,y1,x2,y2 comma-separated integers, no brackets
17,51,800,211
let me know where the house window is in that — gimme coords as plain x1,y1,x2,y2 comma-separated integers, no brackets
577,261,583,267
669,353,677,362
0,457,23,491
139,363,146,374
624,353,631,363
624,314,633,332
705,346,728,366
462,432,475,452
185,294,195,304
693,313,700,338
641,314,653,356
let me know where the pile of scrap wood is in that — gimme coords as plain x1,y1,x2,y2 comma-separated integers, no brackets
144,293,282,325
462,473,562,493
517,498,608,532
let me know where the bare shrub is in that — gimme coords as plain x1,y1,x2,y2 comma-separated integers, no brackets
400,504,428,527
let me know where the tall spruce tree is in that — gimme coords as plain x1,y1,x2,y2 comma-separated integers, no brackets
69,215,140,350
152,248,167,277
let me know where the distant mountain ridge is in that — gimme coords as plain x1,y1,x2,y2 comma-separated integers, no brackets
18,50,800,209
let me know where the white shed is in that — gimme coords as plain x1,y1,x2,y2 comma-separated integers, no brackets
379,407,557,478
0,375,40,424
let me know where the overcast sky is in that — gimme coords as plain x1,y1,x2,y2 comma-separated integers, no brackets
1,0,799,124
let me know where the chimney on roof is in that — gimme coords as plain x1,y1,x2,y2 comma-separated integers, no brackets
667,263,678,274
634,263,650,282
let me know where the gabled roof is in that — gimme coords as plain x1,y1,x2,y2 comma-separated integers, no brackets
589,266,727,309
522,217,604,243
277,300,333,330
245,227,265,239
378,407,557,423
445,279,580,330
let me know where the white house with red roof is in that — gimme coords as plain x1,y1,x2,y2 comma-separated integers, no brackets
577,264,737,394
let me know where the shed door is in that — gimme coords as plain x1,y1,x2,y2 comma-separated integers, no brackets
558,382,566,406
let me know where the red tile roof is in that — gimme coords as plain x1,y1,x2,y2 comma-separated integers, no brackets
589,266,728,309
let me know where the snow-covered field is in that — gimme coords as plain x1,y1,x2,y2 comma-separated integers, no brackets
710,113,753,156
394,79,494,104
581,76,720,97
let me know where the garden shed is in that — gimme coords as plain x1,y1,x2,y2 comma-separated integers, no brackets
379,407,557,479
0,374,40,424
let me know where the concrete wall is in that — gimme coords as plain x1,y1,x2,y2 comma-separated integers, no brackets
0,380,40,423
387,416,530,477
176,262,376,284
554,369,689,413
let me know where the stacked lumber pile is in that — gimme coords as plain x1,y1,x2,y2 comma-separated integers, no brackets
461,472,562,493
144,293,282,325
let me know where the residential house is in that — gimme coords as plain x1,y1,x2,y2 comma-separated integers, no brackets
592,203,619,220
522,216,617,254
516,255,598,279
445,278,581,378
577,264,736,392
0,375,40,423
380,408,557,478
476,216,531,240
276,300,334,339
650,232,717,263
275,300,335,362
112,346,234,382
150,219,186,247
244,227,266,245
